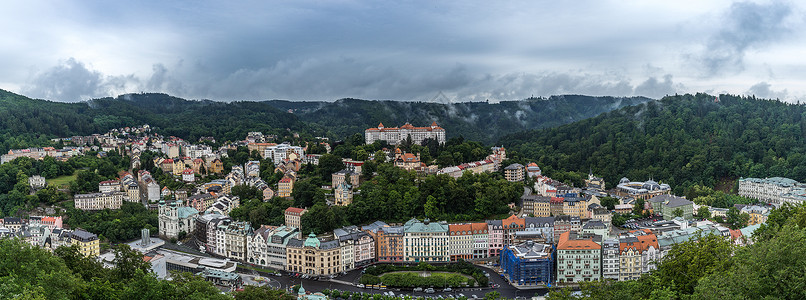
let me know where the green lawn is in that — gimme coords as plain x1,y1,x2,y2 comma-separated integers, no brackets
47,172,77,188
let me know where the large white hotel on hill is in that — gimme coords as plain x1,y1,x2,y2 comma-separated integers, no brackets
365,122,446,145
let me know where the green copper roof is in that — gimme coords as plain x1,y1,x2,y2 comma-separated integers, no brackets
303,232,320,248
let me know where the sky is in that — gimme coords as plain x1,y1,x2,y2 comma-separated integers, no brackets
1,0,804,102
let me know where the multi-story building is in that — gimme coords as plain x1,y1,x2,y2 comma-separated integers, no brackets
500,241,554,286
648,195,694,220
375,225,405,262
98,180,121,193
614,178,671,200
187,192,217,213
333,226,375,269
501,215,526,247
158,200,199,239
182,169,195,182
278,177,294,198
70,229,100,257
741,205,771,225
524,217,555,243
556,231,602,284
286,233,342,276
504,163,525,182
393,149,423,171
526,163,542,178
74,191,125,210
209,158,224,174
562,197,589,219
487,220,504,257
247,225,274,267
195,213,228,251
738,177,805,205
224,221,253,261
602,239,620,280
449,223,486,261
332,169,360,188
264,143,305,163
553,215,581,242
28,175,47,190
285,207,307,233
334,182,353,206
522,194,551,217
266,226,299,268
618,236,642,281
582,220,608,238
365,122,446,145
403,219,449,262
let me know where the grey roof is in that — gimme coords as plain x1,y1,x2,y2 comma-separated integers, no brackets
361,221,389,233
525,216,554,227
287,238,303,248
379,226,404,235
583,220,607,229
509,241,552,259
320,240,340,250
70,229,98,241
504,163,524,170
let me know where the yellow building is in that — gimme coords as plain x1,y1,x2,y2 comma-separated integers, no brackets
278,177,294,198
172,160,185,176
70,229,100,257
286,233,342,276
209,158,224,174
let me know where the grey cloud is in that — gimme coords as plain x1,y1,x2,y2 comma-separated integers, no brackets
22,58,139,102
633,75,677,99
747,82,787,100
698,1,792,75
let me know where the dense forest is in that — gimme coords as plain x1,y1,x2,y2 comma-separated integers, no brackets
501,93,806,195
0,89,312,153
266,95,651,144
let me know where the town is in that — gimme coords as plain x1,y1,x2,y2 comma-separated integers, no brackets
0,121,785,299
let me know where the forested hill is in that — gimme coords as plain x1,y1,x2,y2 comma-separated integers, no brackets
500,93,806,195
0,90,311,152
266,95,652,144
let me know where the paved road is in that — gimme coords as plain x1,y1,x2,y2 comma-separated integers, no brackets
259,265,549,299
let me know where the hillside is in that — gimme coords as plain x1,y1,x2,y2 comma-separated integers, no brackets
266,95,652,144
0,90,311,152
500,93,806,195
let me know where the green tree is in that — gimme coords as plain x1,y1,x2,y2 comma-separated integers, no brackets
234,285,295,300
697,206,711,219
633,198,645,216
600,196,619,210
725,207,749,229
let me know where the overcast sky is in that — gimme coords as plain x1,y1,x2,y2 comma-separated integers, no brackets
1,1,804,102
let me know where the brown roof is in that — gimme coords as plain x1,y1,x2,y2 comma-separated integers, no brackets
557,231,601,250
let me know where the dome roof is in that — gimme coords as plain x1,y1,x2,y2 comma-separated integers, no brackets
303,232,320,248
619,177,630,184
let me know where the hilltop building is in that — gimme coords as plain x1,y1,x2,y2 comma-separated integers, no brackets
365,122,446,145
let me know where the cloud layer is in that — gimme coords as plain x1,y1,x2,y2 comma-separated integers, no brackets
3,1,806,102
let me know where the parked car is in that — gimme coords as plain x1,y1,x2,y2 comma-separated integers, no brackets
444,288,452,292
357,284,365,288
413,288,423,292
425,288,435,294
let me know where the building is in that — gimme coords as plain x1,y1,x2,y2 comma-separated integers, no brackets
648,195,694,220
334,182,353,206
286,233,342,276
500,241,554,286
28,175,46,190
403,219,449,262
158,200,199,239
265,226,300,268
522,194,551,217
585,172,606,191
582,220,608,238
553,215,581,242
99,180,121,193
74,191,125,210
70,229,100,257
278,177,294,198
614,178,671,200
393,148,423,171
264,143,305,163
224,221,253,261
526,163,541,178
601,239,620,280
209,158,224,174
486,220,504,257
182,169,195,182
375,225,405,262
285,207,307,233
449,223,487,261
334,226,375,269
332,169,360,188
504,163,525,182
187,193,217,213
501,215,526,247
365,122,446,145
741,205,771,225
523,217,555,244
556,231,602,283
738,177,806,205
